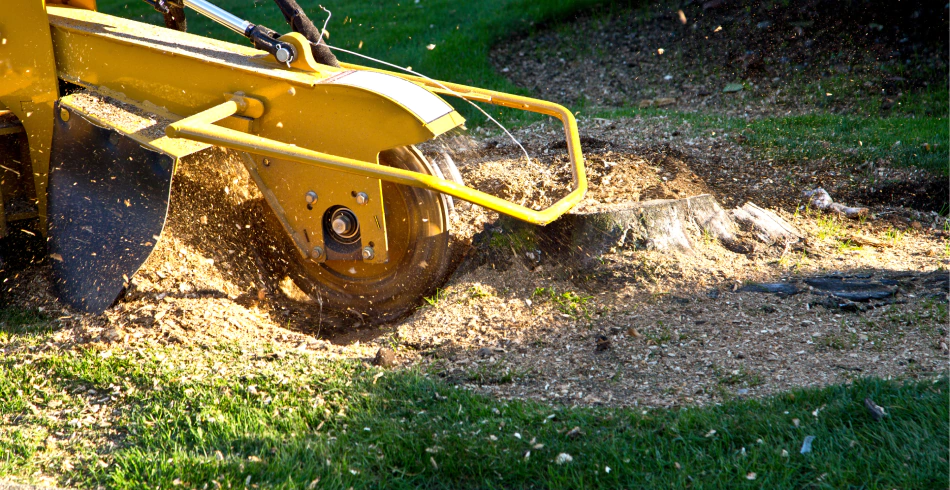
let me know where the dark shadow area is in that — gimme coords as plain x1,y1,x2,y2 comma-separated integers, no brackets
493,0,948,115
0,307,52,336
853,179,950,215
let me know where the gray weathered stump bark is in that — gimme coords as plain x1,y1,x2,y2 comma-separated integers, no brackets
475,195,804,272
730,202,802,246
492,194,739,270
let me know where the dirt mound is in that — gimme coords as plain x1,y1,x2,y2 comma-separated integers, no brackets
421,126,716,215
0,149,337,352
459,144,712,213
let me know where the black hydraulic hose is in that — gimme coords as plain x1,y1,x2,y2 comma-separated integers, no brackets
163,0,187,31
141,0,188,32
271,0,340,67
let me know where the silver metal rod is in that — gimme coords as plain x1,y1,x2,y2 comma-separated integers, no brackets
183,0,251,35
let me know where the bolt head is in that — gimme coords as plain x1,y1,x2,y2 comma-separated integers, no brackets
311,246,325,259
332,217,350,235
275,46,293,63
305,191,318,204
59,108,70,122
355,192,369,205
361,246,375,260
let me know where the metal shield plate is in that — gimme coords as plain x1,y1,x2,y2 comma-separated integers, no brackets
48,101,174,313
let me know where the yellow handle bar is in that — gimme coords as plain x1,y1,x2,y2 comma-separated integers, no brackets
166,80,587,226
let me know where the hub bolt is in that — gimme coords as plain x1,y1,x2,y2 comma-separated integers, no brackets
332,213,357,236
355,192,369,205
311,246,325,260
361,246,375,260
305,191,318,208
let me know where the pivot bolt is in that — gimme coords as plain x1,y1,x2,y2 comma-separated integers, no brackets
355,192,369,205
275,45,293,64
311,246,325,260
361,246,375,260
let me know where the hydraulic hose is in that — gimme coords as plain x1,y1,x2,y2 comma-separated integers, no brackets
271,0,341,67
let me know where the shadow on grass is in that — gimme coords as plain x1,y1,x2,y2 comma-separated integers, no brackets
0,335,946,489
0,308,53,337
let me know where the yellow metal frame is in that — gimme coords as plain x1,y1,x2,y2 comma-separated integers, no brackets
16,3,585,271
1,0,62,232
167,86,587,226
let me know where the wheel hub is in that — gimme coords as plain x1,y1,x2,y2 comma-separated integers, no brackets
328,207,360,243
264,146,462,324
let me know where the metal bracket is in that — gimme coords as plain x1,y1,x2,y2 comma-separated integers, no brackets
165,88,588,226
167,94,390,264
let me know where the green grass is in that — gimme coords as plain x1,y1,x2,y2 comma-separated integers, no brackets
0,323,946,489
0,308,53,341
532,286,594,320
738,113,949,174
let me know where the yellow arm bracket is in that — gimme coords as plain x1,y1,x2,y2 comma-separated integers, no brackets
167,90,587,226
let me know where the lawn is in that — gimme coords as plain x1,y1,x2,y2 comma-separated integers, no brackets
1,309,947,488
591,106,950,174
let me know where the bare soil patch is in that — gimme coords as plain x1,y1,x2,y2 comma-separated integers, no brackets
492,0,948,116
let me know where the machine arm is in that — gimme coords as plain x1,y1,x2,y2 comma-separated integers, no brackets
166,90,587,227
144,0,297,63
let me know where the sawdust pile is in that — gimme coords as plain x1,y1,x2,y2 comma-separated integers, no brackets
0,149,335,352
2,124,727,349
107,148,370,350
421,128,713,214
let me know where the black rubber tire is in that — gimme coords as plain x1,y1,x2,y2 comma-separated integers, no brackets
261,146,460,325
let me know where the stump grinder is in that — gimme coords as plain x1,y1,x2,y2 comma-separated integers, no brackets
0,0,586,322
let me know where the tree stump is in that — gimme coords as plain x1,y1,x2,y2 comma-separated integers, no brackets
474,194,804,272
484,194,741,270
730,202,802,246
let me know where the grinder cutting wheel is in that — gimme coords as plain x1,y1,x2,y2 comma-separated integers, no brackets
0,0,587,323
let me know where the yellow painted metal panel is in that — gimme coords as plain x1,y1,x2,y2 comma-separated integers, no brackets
45,6,469,263
167,95,586,226
0,0,59,232
46,0,98,9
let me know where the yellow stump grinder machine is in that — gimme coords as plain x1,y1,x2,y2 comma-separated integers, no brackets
0,0,587,322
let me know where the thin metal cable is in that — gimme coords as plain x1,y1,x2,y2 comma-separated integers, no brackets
324,45,533,165
316,5,331,45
